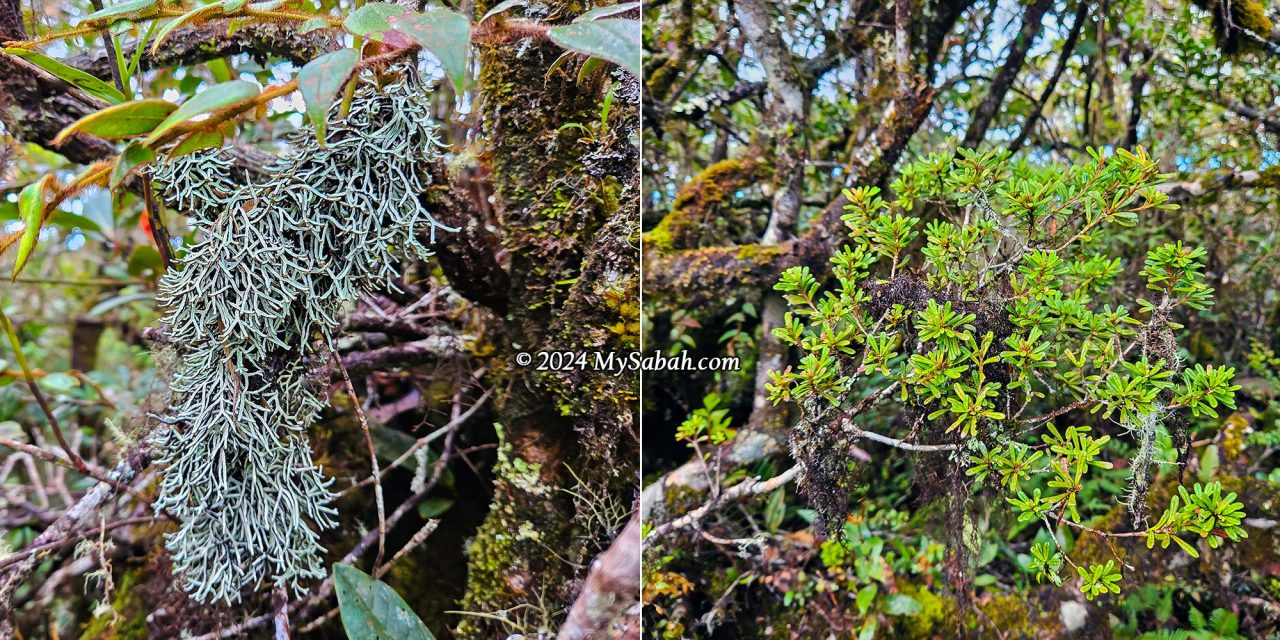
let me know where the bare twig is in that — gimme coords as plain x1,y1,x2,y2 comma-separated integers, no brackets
0,436,145,501
0,442,150,633
846,426,961,452
338,388,491,496
330,347,386,570
645,466,801,542
272,585,292,640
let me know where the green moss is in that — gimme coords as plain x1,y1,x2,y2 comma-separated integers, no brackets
1258,164,1280,189
1194,0,1275,53
1232,0,1274,43
890,583,957,638
79,569,149,640
974,592,1063,637
645,159,766,252
456,423,557,636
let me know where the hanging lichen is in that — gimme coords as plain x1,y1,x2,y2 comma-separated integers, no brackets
149,67,452,605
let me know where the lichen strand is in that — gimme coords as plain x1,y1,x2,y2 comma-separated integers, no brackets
150,68,450,605
457,0,638,633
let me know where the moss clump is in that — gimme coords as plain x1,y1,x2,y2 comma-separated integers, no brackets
889,583,957,638
973,591,1064,638
1193,0,1275,53
1258,164,1280,189
645,159,767,252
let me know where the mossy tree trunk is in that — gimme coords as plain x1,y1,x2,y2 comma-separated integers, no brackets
456,1,640,636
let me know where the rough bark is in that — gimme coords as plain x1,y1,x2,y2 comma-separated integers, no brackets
65,19,337,78
557,515,641,640
736,0,809,434
454,2,640,635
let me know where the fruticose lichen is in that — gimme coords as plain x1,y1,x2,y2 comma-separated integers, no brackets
149,67,452,604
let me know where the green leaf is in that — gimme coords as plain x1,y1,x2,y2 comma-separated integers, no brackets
206,58,234,82
86,291,154,318
416,497,453,518
3,49,126,104
110,142,156,188
343,3,405,38
81,0,160,26
547,19,640,77
572,1,640,22
297,48,359,143
12,176,51,280
764,487,785,532
1171,534,1200,559
333,564,436,640
170,130,225,157
478,0,525,25
145,80,260,144
40,372,79,393
855,584,877,615
389,9,471,93
1197,444,1219,482
49,210,105,236
152,2,228,54
54,99,178,145
126,245,164,279
885,594,923,616
300,16,329,33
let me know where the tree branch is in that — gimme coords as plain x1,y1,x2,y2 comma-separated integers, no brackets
65,19,337,78
961,0,1054,148
645,465,801,542
558,514,642,640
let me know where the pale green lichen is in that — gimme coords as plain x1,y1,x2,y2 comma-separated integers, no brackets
150,67,451,605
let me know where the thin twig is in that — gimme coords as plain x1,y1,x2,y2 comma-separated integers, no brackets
0,436,144,501
0,515,156,572
846,425,961,452
645,466,801,542
141,179,173,269
272,585,292,640
330,347,386,569
338,388,490,496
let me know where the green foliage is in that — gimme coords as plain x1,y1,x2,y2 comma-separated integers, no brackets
1144,482,1247,557
674,392,736,453
334,564,437,640
297,49,359,144
1079,560,1123,600
390,9,472,94
1,48,126,104
1136,607,1244,640
1026,541,1063,586
770,147,1246,600
548,18,641,78
145,79,260,144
